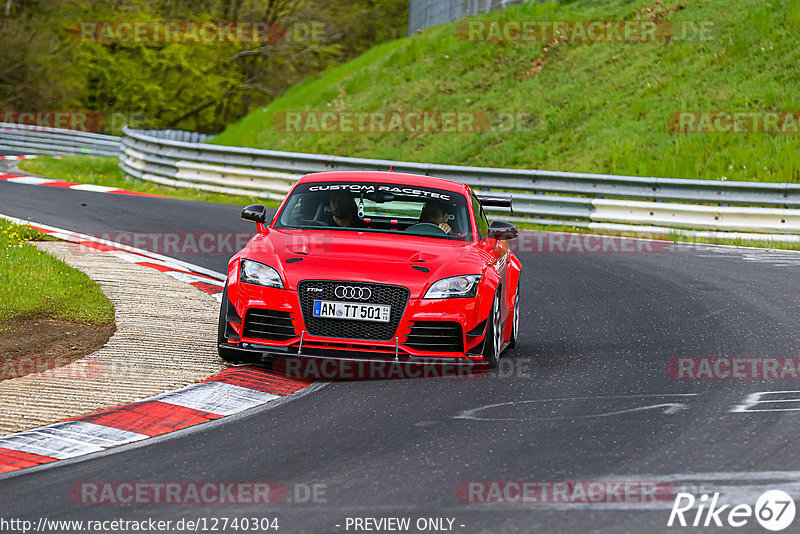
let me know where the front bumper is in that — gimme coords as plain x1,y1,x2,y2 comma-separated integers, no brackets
218,342,490,380
228,284,491,359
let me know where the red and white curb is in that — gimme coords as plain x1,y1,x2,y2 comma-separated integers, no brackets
0,155,38,160
0,214,317,475
0,173,161,197
0,368,313,474
0,215,226,300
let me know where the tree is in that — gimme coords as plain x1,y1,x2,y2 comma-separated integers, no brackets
0,0,408,133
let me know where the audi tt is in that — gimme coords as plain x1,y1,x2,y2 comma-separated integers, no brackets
218,171,521,375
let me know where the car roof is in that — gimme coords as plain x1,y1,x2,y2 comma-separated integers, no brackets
296,171,471,196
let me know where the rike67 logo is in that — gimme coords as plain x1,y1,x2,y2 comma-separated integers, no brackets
668,490,796,531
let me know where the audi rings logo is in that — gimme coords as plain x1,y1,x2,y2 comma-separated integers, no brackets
335,285,372,300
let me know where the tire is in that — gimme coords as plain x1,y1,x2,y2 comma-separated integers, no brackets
483,290,503,369
217,284,238,362
508,286,520,349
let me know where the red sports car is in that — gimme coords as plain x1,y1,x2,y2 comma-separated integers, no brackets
218,171,521,376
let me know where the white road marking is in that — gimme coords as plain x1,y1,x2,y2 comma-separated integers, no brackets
0,431,104,459
454,394,699,421
146,381,280,416
165,271,225,286
0,422,149,460
682,244,800,267
106,251,211,274
41,422,148,446
730,390,800,413
47,231,81,241
106,251,152,264
6,176,55,185
69,184,120,193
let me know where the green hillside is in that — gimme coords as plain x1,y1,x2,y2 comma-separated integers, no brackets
212,0,800,183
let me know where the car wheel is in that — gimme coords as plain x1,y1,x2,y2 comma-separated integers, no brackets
483,290,503,369
509,286,520,349
217,284,237,362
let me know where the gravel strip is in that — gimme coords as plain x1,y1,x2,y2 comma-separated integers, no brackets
0,241,227,436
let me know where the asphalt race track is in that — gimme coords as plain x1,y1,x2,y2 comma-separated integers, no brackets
2,180,800,533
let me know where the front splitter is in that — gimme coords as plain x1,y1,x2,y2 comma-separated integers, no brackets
219,343,490,380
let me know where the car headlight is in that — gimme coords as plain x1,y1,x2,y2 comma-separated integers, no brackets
424,275,481,299
240,259,284,289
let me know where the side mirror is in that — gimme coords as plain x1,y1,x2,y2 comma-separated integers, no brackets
241,204,267,224
488,220,518,240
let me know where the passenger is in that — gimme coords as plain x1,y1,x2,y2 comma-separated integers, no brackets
325,190,364,228
419,201,452,235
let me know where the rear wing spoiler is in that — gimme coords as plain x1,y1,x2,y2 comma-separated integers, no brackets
476,194,513,211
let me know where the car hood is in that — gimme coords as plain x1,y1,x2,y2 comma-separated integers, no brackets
244,229,489,297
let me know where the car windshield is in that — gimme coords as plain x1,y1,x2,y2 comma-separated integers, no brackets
275,182,472,240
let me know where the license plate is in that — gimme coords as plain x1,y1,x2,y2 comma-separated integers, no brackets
313,300,391,323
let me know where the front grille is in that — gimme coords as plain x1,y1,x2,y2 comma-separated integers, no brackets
298,280,409,341
243,309,297,342
405,321,464,352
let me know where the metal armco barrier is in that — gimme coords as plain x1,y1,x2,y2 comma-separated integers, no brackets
119,127,800,235
0,123,120,157
592,200,800,235
2,121,798,236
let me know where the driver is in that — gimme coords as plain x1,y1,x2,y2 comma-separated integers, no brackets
324,190,364,228
419,201,452,235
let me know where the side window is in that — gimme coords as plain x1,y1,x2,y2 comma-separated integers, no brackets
472,195,489,238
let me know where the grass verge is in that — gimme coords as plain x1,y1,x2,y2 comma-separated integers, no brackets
212,0,800,184
0,219,115,329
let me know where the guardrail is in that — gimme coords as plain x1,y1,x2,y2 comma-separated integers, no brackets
2,122,798,236
0,123,120,158
120,127,800,235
